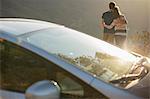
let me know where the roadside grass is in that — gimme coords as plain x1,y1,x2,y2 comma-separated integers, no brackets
128,31,150,57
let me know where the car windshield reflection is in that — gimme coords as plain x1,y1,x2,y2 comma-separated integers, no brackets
55,52,132,82
20,27,149,88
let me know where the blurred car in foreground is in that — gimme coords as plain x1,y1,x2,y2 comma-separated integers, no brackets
0,18,150,99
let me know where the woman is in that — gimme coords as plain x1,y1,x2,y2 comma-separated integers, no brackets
103,6,127,49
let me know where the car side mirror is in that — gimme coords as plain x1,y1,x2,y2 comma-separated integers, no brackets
25,80,60,99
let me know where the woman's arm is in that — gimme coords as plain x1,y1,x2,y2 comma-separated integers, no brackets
103,20,116,29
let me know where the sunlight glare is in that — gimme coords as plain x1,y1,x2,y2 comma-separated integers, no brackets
99,41,137,62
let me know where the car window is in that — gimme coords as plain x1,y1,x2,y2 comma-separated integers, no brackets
21,28,137,85
56,72,84,97
0,40,52,92
0,40,108,99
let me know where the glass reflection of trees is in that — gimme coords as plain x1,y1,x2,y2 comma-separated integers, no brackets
56,52,132,83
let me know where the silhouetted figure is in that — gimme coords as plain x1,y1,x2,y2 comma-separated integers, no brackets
101,2,116,44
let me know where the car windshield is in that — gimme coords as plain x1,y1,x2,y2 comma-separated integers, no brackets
21,27,138,87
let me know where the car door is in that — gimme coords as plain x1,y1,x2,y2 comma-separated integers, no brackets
0,39,108,99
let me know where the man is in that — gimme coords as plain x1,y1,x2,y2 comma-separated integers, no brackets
101,2,116,44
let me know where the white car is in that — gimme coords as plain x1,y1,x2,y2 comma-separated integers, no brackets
0,18,149,99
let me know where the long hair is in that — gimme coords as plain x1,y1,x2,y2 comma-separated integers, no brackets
113,6,121,19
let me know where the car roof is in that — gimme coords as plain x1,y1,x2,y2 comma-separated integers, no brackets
0,18,61,36
3,19,136,60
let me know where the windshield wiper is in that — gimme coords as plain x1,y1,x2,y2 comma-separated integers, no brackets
109,57,148,87
129,57,147,74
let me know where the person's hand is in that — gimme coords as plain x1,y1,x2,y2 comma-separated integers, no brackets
100,22,104,29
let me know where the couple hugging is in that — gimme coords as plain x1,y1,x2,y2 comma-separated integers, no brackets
102,2,127,49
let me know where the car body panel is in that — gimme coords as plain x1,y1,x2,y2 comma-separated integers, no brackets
0,18,149,99
0,18,60,36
